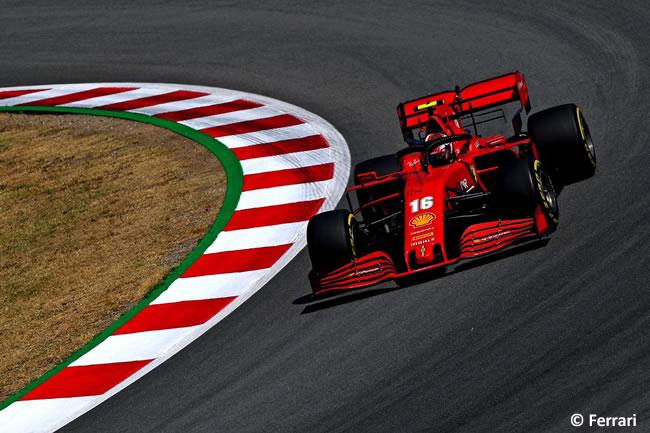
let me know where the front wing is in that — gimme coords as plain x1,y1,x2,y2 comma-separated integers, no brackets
310,217,539,294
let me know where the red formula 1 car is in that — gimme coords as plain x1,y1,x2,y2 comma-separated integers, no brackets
306,71,597,294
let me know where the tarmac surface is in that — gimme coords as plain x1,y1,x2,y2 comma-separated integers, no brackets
1,1,648,432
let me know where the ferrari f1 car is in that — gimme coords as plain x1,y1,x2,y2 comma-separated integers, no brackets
306,71,596,293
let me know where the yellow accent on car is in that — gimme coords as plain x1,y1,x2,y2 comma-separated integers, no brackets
411,231,435,241
416,99,445,110
470,165,478,183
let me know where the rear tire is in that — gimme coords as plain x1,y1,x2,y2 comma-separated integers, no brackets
307,210,355,275
497,157,559,228
528,103,596,186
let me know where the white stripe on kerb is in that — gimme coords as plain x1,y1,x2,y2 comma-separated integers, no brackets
59,88,173,108
128,94,240,116
239,147,332,175
217,123,317,148
0,396,97,433
206,222,306,253
180,106,284,130
237,181,330,209
70,328,197,366
150,269,269,305
0,85,96,106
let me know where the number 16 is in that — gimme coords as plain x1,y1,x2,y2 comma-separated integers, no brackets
409,196,433,213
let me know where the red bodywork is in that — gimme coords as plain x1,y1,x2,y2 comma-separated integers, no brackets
311,72,550,293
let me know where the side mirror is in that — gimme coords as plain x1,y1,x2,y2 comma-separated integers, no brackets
406,137,423,147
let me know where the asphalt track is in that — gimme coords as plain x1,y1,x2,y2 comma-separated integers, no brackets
2,1,648,432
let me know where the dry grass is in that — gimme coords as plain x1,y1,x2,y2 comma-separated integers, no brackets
0,112,226,402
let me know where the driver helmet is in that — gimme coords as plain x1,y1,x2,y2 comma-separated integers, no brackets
426,133,452,159
426,133,456,165
425,132,446,142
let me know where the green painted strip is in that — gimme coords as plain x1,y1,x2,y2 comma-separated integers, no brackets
0,105,243,410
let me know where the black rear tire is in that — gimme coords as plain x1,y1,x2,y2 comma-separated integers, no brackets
307,209,355,275
528,103,596,186
497,157,559,229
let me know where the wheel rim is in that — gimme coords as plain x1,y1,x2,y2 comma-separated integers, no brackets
540,169,559,220
577,108,597,167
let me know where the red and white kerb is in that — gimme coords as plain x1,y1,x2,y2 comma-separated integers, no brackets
0,83,349,433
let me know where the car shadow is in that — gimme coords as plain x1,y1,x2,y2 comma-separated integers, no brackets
294,238,551,314
295,285,403,314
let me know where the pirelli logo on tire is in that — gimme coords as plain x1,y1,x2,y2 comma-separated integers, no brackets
577,107,596,169
348,213,357,259
534,160,559,224
533,160,546,206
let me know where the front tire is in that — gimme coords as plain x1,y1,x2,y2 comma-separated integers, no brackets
497,157,559,229
307,210,356,275
528,103,596,186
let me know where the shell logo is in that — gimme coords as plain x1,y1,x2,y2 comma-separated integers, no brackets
409,213,436,228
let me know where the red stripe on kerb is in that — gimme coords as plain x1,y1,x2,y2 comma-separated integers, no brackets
225,199,325,231
17,87,137,106
113,298,237,335
96,90,209,111
232,135,329,160
20,360,152,400
0,88,50,100
182,244,292,277
155,99,262,122
201,114,303,138
242,163,334,191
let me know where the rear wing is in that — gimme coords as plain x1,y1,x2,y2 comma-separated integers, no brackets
397,71,531,138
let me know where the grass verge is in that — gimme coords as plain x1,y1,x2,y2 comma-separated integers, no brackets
0,109,242,406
